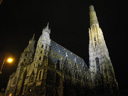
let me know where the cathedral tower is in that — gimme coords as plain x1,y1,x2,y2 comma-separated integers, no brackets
34,23,51,67
88,5,118,95
15,34,35,95
4,34,36,96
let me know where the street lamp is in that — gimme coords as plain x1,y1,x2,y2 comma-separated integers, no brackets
0,57,14,74
7,58,13,63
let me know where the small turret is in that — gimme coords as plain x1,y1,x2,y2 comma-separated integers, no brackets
29,34,35,44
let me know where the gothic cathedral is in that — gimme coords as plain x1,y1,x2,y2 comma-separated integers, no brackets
5,5,119,96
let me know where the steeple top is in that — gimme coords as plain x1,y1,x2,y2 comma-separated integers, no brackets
31,34,35,40
89,5,95,11
89,5,99,27
42,22,50,34
45,22,49,30
29,34,35,44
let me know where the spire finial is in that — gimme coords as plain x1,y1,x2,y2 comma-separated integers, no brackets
29,34,35,44
42,22,50,34
32,34,35,40
89,5,99,27
46,22,49,30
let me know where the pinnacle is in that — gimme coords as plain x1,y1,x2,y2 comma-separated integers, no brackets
32,34,35,40
89,5,99,27
89,5,95,11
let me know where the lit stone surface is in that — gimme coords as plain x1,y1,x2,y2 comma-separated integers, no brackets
89,5,119,96
5,5,119,96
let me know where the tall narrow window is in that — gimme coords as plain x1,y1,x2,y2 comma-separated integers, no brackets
56,60,60,69
46,46,47,50
94,37,96,41
42,45,44,48
39,57,41,60
25,54,27,56
39,71,42,80
95,57,100,71
30,72,34,82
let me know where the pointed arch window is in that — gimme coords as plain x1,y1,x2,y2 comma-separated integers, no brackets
45,45,47,50
94,37,96,41
39,57,41,60
30,72,34,82
56,60,60,69
41,45,44,48
95,57,100,71
39,71,42,80
25,54,27,56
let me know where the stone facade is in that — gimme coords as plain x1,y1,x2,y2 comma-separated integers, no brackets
5,5,119,96
88,5,119,96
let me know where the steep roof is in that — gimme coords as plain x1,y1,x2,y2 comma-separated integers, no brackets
49,40,88,69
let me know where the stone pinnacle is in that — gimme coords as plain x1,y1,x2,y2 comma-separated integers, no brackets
89,5,99,27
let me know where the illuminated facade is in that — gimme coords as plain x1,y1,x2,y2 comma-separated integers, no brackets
5,5,119,96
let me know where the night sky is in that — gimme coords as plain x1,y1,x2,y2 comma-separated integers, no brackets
0,0,127,93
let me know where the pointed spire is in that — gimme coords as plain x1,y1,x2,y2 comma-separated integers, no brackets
89,5,99,27
45,22,49,30
29,34,35,44
32,34,35,40
42,22,50,34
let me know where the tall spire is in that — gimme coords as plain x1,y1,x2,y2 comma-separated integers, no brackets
89,5,119,95
89,5,99,27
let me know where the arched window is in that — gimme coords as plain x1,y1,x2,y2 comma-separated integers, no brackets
30,72,34,82
56,60,60,69
95,57,100,71
39,71,42,80
45,46,47,50
94,37,97,41
39,57,41,60
25,54,27,56
41,45,44,48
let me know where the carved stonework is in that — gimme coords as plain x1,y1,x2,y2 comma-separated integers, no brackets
5,5,119,96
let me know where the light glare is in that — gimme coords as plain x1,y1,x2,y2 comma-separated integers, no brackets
7,58,13,63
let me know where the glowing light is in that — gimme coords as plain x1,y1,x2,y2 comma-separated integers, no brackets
9,93,12,96
7,58,13,63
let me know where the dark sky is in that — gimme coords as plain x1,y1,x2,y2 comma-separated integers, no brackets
0,0,127,93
